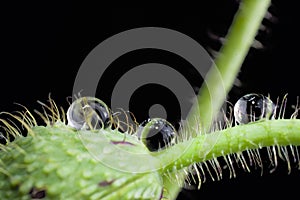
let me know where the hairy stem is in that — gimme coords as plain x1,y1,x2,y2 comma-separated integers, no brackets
165,0,272,198
158,119,300,172
185,0,272,132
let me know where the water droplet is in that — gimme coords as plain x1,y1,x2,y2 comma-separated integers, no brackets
234,93,275,124
138,118,177,151
67,97,111,130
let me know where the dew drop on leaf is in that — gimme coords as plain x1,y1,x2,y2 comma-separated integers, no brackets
66,97,111,130
234,93,275,124
138,118,177,151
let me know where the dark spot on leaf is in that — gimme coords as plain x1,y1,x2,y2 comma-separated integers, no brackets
159,189,164,200
111,140,135,145
98,180,115,187
29,187,46,199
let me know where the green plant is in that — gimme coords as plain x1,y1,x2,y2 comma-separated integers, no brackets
1,0,298,199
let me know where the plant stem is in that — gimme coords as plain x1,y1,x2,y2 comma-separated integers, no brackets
164,0,272,199
159,119,300,172
185,0,272,132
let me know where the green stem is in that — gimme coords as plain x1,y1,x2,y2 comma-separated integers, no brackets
165,0,272,199
159,119,300,172
185,0,272,132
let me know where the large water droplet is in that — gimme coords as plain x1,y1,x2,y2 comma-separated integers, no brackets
138,118,177,151
234,93,275,124
67,97,111,130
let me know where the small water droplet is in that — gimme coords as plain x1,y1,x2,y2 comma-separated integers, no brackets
234,93,275,124
138,118,177,151
66,97,111,130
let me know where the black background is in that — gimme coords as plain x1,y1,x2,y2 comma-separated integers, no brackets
1,1,300,199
